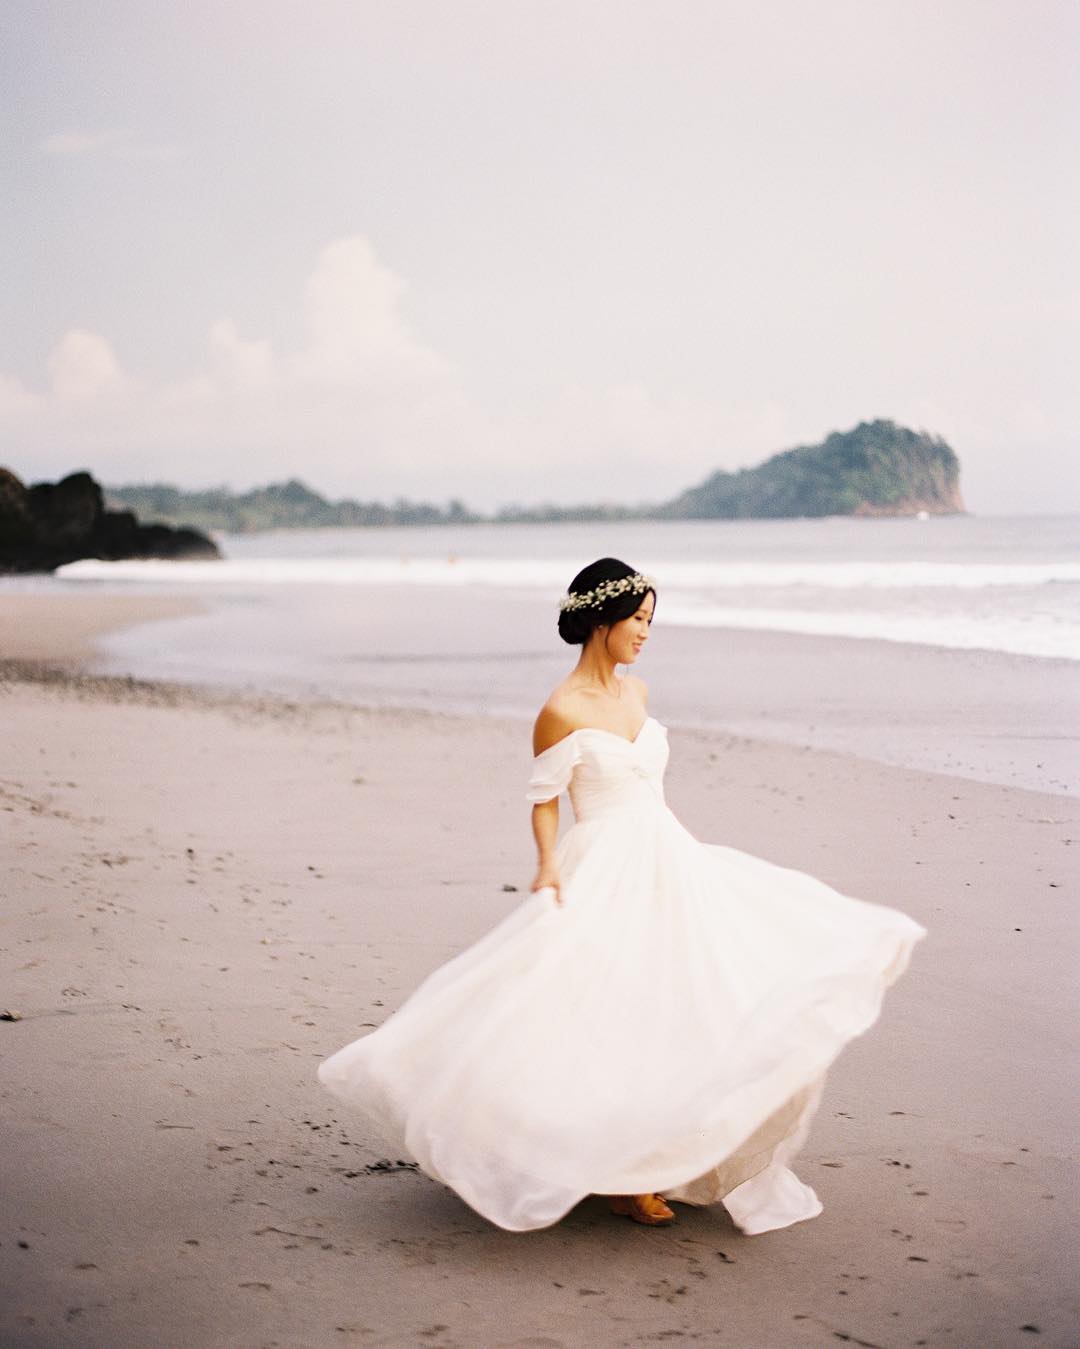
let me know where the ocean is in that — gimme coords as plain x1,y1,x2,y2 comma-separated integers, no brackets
6,513,1079,796
50,513,1080,661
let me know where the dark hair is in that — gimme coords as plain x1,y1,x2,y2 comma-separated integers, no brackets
557,556,657,646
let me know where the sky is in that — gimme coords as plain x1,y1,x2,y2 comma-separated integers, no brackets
1,0,1077,513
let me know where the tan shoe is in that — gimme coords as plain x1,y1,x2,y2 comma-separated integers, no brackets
610,1193,675,1226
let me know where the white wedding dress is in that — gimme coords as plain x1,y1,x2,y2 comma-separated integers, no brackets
318,716,926,1233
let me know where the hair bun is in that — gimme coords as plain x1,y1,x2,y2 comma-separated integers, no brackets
557,608,591,646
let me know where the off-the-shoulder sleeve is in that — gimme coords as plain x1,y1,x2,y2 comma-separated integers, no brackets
525,735,582,804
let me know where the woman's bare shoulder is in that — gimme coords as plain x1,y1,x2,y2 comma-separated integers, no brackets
532,692,582,756
533,676,649,754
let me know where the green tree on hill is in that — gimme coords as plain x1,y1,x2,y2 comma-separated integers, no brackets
659,419,962,519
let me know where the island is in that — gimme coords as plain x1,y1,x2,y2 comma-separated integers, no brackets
658,419,963,520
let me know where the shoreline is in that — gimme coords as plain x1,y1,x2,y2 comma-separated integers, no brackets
3,585,1076,801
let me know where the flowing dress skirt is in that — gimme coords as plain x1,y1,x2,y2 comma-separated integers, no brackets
318,764,926,1232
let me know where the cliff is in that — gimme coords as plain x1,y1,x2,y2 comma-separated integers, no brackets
658,419,964,520
0,467,220,574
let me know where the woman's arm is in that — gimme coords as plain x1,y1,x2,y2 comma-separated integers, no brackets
530,798,562,904
529,700,576,905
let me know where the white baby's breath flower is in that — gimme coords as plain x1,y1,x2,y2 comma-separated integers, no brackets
558,572,657,613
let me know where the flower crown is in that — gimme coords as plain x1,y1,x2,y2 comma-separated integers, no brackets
558,571,657,613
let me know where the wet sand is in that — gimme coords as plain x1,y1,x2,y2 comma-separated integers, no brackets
0,595,1077,1347
0,591,206,663
64,580,1080,799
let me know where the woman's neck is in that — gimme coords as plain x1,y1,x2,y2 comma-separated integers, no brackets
572,642,621,696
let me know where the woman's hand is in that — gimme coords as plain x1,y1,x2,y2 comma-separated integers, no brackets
531,864,563,907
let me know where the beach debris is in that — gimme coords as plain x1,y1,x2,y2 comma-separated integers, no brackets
0,1009,22,1021
647,1280,688,1303
254,1226,325,1243
716,1250,736,1264
501,883,519,892
364,1157,419,1175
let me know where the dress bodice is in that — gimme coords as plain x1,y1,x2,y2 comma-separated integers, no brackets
525,716,669,821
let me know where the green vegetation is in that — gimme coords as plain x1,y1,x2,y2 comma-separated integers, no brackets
105,419,962,531
106,478,643,530
104,478,479,532
658,419,962,519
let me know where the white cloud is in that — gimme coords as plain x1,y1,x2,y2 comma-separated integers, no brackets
39,129,187,161
0,235,473,492
207,319,274,390
47,330,128,400
0,371,43,420
291,237,447,384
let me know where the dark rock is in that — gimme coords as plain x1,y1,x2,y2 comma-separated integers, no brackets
26,472,103,549
0,466,220,573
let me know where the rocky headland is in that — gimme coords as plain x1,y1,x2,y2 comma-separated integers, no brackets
659,419,964,520
0,467,220,574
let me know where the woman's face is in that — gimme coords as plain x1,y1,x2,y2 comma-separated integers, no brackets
600,590,655,664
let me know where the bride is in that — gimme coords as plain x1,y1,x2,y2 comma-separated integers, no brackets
317,557,927,1232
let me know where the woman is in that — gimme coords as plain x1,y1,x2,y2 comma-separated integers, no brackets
318,557,926,1232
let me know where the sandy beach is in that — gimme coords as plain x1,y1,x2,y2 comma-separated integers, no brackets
0,592,206,664
1,595,1077,1348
